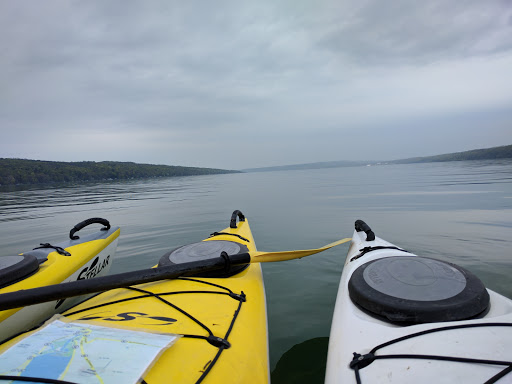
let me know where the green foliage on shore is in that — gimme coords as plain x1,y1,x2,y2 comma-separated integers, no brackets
0,159,240,186
393,144,512,164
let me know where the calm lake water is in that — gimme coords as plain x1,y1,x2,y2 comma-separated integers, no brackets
1,160,512,383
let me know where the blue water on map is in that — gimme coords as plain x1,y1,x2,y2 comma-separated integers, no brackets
22,352,72,381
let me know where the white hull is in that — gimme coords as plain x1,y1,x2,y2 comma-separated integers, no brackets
326,224,512,384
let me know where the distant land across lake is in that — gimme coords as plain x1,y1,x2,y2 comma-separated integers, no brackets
243,144,512,173
1,144,511,186
0,159,239,186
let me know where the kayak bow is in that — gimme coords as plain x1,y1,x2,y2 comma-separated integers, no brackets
326,220,512,384
0,218,119,342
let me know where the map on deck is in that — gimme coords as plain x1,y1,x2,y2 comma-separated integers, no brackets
0,317,180,384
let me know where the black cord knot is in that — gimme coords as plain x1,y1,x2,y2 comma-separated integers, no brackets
350,246,408,261
34,243,71,256
229,291,246,302
206,335,231,349
209,232,250,242
351,247,372,261
350,352,375,370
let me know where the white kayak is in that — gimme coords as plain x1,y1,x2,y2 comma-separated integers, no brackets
326,220,512,384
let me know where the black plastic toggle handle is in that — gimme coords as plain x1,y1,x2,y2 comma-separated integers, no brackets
349,352,375,370
230,210,246,228
207,335,231,349
355,220,376,241
70,218,111,240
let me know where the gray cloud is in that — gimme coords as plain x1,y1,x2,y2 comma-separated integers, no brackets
312,0,512,65
0,1,511,168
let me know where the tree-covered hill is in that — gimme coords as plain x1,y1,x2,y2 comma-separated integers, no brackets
391,144,512,164
0,159,239,186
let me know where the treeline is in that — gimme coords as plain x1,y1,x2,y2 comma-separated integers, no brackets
0,159,240,186
393,144,512,164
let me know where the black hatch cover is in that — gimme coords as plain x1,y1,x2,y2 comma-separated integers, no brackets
348,256,490,324
0,254,40,289
158,240,249,278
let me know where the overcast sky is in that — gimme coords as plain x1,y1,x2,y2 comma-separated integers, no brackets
1,1,511,169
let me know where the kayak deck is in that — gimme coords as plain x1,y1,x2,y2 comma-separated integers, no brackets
0,220,120,342
61,264,268,383
326,222,512,384
65,218,269,383
0,214,269,384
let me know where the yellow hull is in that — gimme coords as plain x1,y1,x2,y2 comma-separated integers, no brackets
0,217,269,383
0,224,120,342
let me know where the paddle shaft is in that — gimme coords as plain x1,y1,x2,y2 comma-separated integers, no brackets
0,236,351,311
0,253,251,311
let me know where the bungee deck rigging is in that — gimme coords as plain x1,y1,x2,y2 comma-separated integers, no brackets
0,275,248,384
350,323,512,384
61,277,247,384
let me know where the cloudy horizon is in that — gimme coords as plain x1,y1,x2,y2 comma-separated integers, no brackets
1,1,511,169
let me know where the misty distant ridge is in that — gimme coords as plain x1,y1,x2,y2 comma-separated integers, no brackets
243,144,512,172
241,160,369,173
1,144,511,186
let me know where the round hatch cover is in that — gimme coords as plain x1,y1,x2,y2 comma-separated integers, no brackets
159,240,249,278
0,254,40,288
348,256,490,324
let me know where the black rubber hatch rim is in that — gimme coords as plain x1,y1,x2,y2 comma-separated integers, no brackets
158,241,249,278
348,256,490,324
0,254,40,289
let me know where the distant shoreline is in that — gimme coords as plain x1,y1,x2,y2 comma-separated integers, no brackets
2,144,511,185
0,159,240,186
390,144,512,164
243,144,512,173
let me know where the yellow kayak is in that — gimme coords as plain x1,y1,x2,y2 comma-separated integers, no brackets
0,218,120,342
0,211,349,384
0,211,268,384
67,211,269,383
